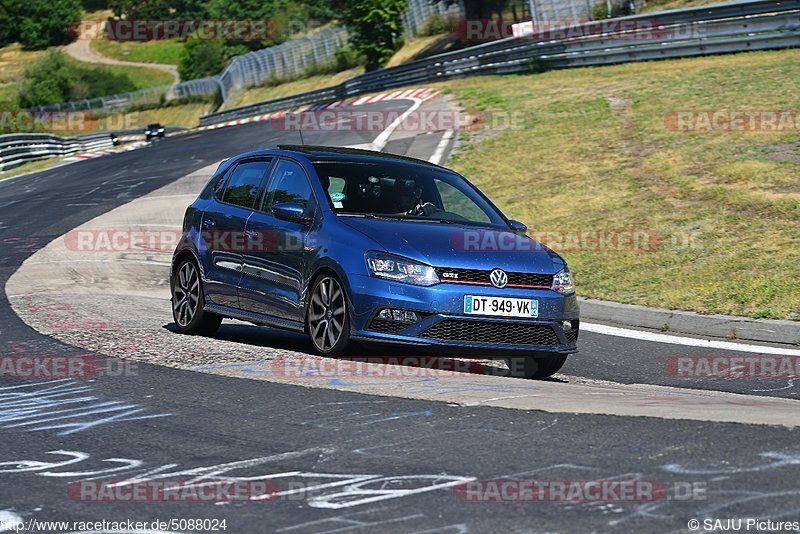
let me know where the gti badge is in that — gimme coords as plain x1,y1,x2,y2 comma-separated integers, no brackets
489,269,508,288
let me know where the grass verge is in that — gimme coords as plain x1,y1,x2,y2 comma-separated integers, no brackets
438,48,800,320
63,55,175,91
91,39,184,66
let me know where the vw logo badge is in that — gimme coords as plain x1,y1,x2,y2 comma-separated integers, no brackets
489,269,508,289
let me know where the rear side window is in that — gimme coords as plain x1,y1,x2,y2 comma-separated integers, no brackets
221,160,271,208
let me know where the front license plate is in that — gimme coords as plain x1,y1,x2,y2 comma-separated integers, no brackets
464,296,539,318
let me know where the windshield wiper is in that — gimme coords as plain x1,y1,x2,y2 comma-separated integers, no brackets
339,213,403,220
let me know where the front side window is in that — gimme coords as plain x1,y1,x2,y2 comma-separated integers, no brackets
312,161,506,227
222,160,271,208
263,159,313,212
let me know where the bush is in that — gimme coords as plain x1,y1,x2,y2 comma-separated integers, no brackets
109,0,172,19
18,51,137,108
178,39,227,81
334,46,365,71
416,14,454,37
592,1,634,19
339,0,408,71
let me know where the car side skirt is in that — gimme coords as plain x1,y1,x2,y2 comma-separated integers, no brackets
204,303,305,333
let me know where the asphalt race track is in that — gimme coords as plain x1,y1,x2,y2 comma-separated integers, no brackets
1,98,799,533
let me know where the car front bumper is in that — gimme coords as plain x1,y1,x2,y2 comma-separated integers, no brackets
347,274,579,356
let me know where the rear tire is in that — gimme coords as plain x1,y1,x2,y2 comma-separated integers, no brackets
171,258,222,336
506,354,568,379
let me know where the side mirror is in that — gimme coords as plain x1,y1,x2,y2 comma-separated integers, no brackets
273,202,311,224
508,219,527,234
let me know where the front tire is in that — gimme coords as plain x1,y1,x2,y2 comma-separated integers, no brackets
307,275,350,356
171,258,222,336
506,354,568,379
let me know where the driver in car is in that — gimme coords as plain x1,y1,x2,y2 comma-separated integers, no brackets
393,179,439,216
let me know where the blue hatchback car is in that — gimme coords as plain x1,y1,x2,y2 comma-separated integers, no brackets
171,146,578,378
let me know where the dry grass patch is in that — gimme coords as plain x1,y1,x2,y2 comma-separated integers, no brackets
437,48,800,319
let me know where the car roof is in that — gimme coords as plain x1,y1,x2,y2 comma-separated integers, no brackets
231,145,450,170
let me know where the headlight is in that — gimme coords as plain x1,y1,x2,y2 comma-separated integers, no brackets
365,252,439,286
552,268,574,294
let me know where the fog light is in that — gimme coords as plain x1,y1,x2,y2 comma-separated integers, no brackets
378,308,421,324
561,320,574,332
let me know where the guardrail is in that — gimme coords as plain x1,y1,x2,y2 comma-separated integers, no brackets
200,0,800,126
0,133,115,172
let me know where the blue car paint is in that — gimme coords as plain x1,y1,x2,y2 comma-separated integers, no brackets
172,146,578,356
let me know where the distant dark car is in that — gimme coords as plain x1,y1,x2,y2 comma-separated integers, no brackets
170,146,579,378
111,133,120,146
145,123,165,141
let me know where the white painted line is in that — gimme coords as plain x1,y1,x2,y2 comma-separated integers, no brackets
582,322,800,356
428,130,455,165
370,98,423,152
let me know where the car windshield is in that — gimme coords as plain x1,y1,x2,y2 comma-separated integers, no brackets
312,161,508,227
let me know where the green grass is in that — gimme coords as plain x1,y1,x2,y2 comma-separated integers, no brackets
86,102,216,132
91,39,184,66
63,55,174,91
0,158,66,180
437,48,800,320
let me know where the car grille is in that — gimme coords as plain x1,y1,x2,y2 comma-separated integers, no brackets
367,318,409,335
565,329,579,344
421,320,561,346
435,268,553,289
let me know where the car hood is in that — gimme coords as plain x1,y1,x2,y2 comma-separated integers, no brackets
339,218,566,273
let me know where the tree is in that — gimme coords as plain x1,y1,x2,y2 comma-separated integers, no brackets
109,0,173,19
0,0,83,49
339,0,408,71
178,39,227,81
18,51,77,107
18,50,137,107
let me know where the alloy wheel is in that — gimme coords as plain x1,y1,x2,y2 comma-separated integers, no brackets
308,276,347,352
173,261,200,327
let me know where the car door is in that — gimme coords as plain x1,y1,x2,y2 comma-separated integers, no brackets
238,158,316,321
200,158,272,309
